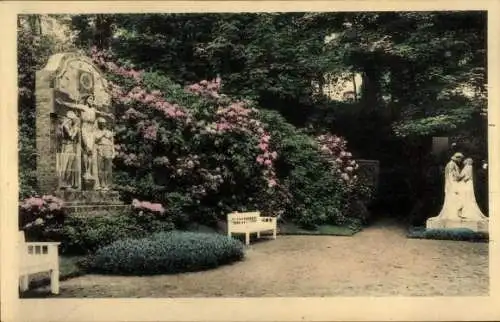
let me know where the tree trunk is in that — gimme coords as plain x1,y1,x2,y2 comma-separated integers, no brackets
94,15,114,50
352,72,357,102
360,66,380,111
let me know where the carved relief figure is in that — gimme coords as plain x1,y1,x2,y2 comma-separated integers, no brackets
56,111,80,189
94,117,115,191
56,95,113,188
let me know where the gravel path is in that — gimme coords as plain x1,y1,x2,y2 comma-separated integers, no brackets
29,221,489,297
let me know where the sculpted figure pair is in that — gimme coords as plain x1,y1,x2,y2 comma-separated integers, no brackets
436,152,487,221
56,95,115,191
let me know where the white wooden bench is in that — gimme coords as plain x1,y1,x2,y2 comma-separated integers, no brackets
18,231,61,294
227,211,277,245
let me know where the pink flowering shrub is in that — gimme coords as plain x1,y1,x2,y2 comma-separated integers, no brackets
128,198,176,232
90,47,284,224
89,47,365,228
19,195,66,240
315,133,373,223
315,133,359,186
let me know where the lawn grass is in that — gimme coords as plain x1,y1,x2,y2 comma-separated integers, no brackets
185,219,362,237
279,222,360,236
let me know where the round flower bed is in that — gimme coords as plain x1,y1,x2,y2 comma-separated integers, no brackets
87,231,245,275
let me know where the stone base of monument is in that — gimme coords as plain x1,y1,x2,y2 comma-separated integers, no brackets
82,178,96,191
426,217,489,233
54,190,130,214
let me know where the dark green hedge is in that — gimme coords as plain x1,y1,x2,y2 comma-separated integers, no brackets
60,211,175,255
87,231,245,275
408,227,488,242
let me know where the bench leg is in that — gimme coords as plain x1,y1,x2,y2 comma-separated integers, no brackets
50,269,60,294
227,230,232,238
19,275,29,292
273,228,277,239
245,232,250,245
257,232,261,239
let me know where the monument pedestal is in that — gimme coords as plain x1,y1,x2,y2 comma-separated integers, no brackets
53,190,129,214
426,217,488,233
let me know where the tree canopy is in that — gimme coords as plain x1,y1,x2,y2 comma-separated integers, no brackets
67,12,486,139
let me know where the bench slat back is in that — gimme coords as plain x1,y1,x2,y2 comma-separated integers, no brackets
19,231,54,257
228,211,260,225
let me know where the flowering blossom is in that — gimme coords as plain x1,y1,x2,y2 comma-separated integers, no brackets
131,198,165,214
315,133,359,185
19,195,65,231
92,46,144,82
138,121,159,141
20,195,64,211
90,47,192,136
185,78,222,99
208,100,279,189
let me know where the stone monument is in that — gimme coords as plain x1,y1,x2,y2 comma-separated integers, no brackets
426,152,488,233
36,52,124,212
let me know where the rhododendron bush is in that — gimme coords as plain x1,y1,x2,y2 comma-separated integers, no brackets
90,47,364,227
19,195,66,241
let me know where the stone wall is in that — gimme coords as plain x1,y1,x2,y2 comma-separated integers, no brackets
356,159,380,197
35,69,58,193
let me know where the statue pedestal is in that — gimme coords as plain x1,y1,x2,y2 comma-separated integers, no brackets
426,217,489,233
54,190,129,214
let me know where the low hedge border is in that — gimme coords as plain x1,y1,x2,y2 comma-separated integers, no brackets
407,227,489,243
87,231,246,275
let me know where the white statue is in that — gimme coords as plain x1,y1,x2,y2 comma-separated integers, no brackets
56,95,113,188
457,158,488,220
427,152,488,232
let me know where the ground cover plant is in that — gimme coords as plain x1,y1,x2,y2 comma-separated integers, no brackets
87,231,245,275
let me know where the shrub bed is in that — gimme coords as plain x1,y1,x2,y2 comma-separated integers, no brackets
407,227,488,243
88,231,245,275
60,209,175,255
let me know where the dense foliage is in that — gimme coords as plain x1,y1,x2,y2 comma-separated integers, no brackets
321,12,487,138
88,231,245,275
90,47,362,228
60,209,174,255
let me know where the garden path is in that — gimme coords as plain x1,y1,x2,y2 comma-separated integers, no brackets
28,219,488,297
